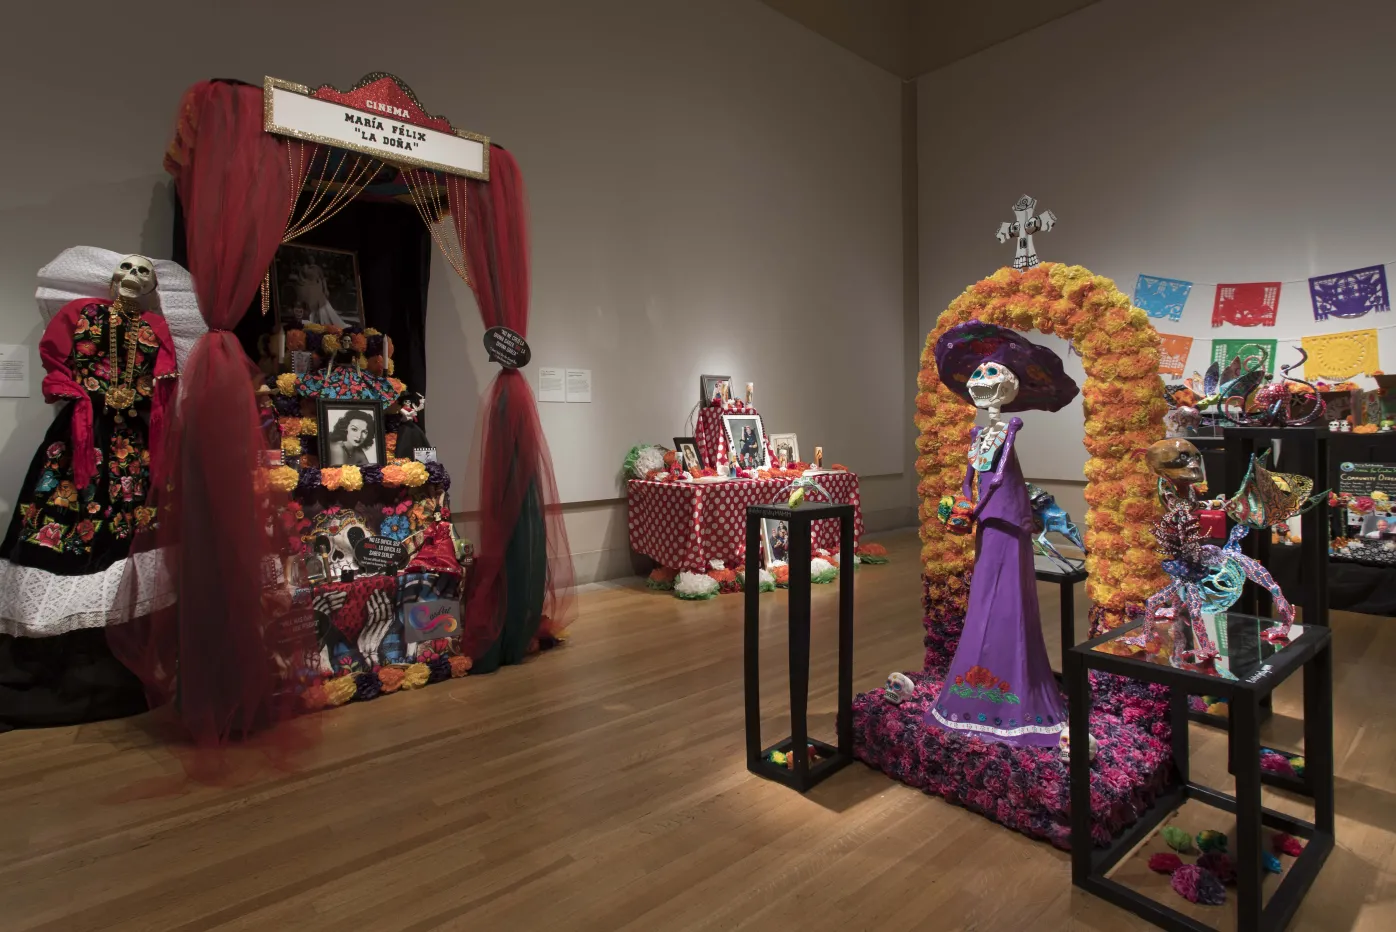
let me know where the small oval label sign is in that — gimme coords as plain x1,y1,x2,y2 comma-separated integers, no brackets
484,326,531,369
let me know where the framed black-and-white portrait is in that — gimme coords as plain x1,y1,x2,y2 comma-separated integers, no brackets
673,436,704,472
700,374,732,407
768,432,799,468
762,518,789,567
273,242,365,330
721,412,769,471
317,400,386,467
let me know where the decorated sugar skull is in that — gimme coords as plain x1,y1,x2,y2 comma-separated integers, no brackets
110,254,157,300
966,360,1021,410
883,671,915,703
1057,729,1098,763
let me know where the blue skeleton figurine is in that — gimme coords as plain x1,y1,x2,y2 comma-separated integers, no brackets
1027,483,1085,571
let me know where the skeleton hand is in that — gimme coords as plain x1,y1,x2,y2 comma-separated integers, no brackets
358,588,395,665
995,221,1016,244
1035,209,1057,233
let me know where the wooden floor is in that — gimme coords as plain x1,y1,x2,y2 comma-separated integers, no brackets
1,528,1393,931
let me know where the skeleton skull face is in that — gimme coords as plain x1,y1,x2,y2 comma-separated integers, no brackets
883,671,915,704
111,254,157,300
965,360,1020,410
1146,439,1205,484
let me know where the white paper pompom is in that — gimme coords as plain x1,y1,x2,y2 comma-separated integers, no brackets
810,557,838,584
631,444,667,478
674,571,719,600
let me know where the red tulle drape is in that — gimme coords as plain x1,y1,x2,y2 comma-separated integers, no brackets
453,148,575,660
113,81,317,770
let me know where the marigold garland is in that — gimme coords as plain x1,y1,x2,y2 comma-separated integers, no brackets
449,656,473,677
402,663,431,689
378,666,407,692
917,264,1167,633
320,466,344,491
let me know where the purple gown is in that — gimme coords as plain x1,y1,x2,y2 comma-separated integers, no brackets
925,419,1067,747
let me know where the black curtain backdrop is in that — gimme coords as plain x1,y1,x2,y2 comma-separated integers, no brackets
175,194,433,421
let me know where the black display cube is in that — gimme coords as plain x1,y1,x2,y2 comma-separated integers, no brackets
744,501,855,793
1216,426,1330,796
1067,613,1334,932
1034,553,1088,672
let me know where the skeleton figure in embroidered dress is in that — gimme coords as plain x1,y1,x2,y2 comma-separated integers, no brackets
0,251,182,728
995,195,1057,270
924,321,1079,748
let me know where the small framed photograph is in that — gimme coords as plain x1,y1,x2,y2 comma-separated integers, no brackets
721,412,770,471
317,400,387,467
273,242,365,329
672,436,704,472
769,433,799,467
762,518,789,566
700,374,732,407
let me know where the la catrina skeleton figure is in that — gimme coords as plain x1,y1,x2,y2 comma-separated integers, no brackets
1133,439,1322,664
926,322,1079,747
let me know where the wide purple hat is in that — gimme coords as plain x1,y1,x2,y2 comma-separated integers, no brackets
934,321,1079,413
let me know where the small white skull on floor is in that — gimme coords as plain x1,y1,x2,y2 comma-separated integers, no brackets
1057,730,1098,763
883,672,915,703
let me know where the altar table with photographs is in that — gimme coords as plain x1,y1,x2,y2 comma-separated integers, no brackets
627,473,864,573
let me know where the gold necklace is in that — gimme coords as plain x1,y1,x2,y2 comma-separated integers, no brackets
104,295,142,412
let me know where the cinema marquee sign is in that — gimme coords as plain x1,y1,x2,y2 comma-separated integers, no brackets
264,73,489,179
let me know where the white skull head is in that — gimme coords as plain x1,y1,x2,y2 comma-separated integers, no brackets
966,360,1020,411
883,671,915,704
1057,730,1098,763
110,254,157,300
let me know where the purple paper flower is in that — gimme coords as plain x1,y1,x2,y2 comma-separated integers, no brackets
425,460,450,490
353,671,382,702
295,467,322,494
426,655,452,684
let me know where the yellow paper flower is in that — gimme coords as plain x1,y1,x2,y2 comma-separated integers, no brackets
321,334,341,354
402,663,431,689
281,435,301,456
401,461,429,488
267,465,299,492
301,419,318,436
276,373,297,396
340,464,363,491
324,676,357,707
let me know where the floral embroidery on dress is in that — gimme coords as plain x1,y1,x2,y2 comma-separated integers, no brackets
945,665,1021,704
11,302,162,561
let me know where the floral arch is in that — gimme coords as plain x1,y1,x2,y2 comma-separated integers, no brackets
916,263,1169,635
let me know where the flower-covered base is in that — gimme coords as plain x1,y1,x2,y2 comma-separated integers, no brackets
851,603,1176,849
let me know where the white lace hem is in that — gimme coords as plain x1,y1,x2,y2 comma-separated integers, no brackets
930,706,1067,739
0,550,175,638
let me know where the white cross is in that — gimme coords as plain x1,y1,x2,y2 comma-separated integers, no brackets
995,195,1057,269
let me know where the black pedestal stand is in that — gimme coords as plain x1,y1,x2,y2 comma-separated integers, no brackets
743,502,854,793
1216,426,1330,797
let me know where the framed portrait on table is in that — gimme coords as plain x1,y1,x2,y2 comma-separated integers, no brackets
317,400,387,467
273,242,364,330
672,436,704,472
762,518,789,566
769,433,799,467
721,412,770,471
700,374,732,407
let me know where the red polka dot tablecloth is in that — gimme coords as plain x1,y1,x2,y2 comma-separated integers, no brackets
627,473,863,572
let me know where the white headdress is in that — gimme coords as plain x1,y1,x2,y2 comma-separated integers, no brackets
35,245,206,370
